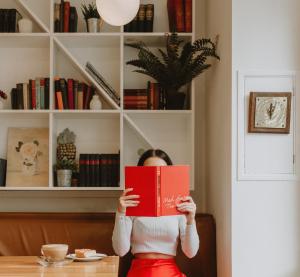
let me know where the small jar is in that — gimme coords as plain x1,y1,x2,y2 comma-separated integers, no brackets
90,94,102,110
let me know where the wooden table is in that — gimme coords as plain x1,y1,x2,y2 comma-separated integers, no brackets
0,256,119,277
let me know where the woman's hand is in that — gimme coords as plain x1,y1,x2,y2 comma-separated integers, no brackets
118,188,140,214
176,196,196,225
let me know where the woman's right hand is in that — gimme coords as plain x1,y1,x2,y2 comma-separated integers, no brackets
118,188,140,213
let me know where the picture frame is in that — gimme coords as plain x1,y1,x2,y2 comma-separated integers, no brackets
248,92,292,134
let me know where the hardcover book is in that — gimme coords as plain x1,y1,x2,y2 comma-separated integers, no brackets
125,165,190,217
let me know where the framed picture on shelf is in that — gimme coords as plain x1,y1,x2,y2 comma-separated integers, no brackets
248,92,292,134
6,128,49,187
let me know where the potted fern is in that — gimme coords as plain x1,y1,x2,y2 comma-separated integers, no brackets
126,33,220,109
81,2,103,33
55,158,77,187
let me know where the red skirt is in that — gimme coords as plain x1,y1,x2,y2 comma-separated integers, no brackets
127,258,186,277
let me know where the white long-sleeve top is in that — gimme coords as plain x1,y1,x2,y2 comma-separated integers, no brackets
112,211,200,258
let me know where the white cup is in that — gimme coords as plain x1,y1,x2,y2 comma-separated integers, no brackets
18,18,33,33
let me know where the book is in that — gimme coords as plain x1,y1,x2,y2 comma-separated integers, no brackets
63,1,70,32
0,9,22,33
23,83,28,110
77,83,83,110
145,4,154,32
60,0,64,32
137,5,146,32
40,79,45,110
167,0,185,32
79,154,87,187
67,79,74,109
16,83,24,109
130,13,139,32
45,78,50,109
69,7,78,32
59,79,68,109
73,80,78,109
54,3,61,32
0,159,7,187
31,79,36,109
35,78,41,109
184,0,192,32
125,165,190,217
10,88,17,109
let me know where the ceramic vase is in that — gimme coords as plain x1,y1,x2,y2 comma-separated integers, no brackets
90,94,102,110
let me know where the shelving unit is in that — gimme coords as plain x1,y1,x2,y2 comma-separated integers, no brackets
0,0,196,190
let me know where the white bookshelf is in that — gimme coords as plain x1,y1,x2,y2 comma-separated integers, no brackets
0,0,196,190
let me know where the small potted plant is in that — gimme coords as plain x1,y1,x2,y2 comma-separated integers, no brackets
0,90,7,109
126,33,220,109
81,2,103,33
55,158,77,187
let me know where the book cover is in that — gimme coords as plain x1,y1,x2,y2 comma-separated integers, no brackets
54,3,61,32
73,80,78,109
60,78,68,109
84,85,91,109
28,79,32,109
77,83,83,110
174,0,185,32
54,78,61,109
67,79,74,109
10,88,17,109
45,78,50,109
137,4,146,32
63,1,70,32
69,6,78,32
40,79,45,110
184,0,192,32
125,165,190,217
35,78,41,109
145,4,154,32
0,159,7,187
23,83,28,110
31,79,36,109
16,83,24,109
79,154,87,187
130,13,139,32
60,0,64,32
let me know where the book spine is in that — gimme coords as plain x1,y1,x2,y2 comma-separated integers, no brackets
150,82,155,110
54,78,61,109
16,83,23,109
84,85,91,109
67,79,74,109
69,7,77,32
60,79,68,109
77,83,83,110
63,1,70,32
0,159,7,187
145,4,154,32
60,0,64,32
138,4,146,32
156,167,161,216
45,78,50,109
174,0,185,32
54,3,61,32
35,78,41,110
40,79,45,110
23,83,28,110
95,154,100,187
184,0,192,32
86,154,90,187
73,80,78,109
31,80,36,109
79,154,86,187
10,88,17,109
130,13,139,32
167,0,176,32
28,79,32,109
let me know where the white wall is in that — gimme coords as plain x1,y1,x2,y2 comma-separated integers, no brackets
232,0,300,276
205,0,232,276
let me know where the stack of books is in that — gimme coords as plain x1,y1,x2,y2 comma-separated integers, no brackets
85,62,120,106
124,4,154,32
124,81,166,110
167,0,192,32
54,0,78,32
54,78,96,110
0,9,22,32
79,153,120,187
11,78,50,110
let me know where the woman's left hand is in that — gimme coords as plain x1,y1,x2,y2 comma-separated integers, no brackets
176,196,196,225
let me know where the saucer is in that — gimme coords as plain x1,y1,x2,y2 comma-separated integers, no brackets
66,253,107,262
37,256,73,267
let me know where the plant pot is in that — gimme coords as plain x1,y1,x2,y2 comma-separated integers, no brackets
57,169,72,187
166,91,186,110
87,18,102,32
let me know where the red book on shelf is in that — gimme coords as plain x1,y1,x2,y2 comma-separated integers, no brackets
67,79,74,109
84,85,91,109
167,0,185,32
125,165,190,217
30,79,36,109
63,1,70,32
184,0,192,32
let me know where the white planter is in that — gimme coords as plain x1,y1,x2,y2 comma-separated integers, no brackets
88,18,99,33
18,18,33,33
90,94,102,110
57,170,72,187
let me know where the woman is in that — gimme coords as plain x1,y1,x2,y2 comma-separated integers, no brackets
112,149,199,277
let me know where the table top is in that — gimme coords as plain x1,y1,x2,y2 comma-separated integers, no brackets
0,256,119,277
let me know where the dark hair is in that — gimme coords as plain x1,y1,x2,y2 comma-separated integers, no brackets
137,149,173,166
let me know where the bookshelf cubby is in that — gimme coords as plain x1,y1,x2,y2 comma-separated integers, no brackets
0,0,196,190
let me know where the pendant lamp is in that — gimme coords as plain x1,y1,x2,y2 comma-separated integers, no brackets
96,0,140,26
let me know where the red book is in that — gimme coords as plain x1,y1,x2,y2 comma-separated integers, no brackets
63,1,70,32
125,165,190,217
67,79,74,109
31,79,36,109
184,0,192,32
167,0,185,32
84,85,91,109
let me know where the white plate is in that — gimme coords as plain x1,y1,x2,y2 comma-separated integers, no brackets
66,253,107,262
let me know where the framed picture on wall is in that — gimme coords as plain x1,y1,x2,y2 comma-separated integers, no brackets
248,92,292,134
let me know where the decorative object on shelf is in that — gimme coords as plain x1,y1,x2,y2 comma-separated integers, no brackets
6,128,49,187
96,0,140,26
81,2,103,32
0,159,7,187
0,90,7,110
124,3,154,33
56,128,77,187
56,158,77,187
18,18,33,33
248,92,292,134
0,9,22,33
90,94,102,110
54,2,78,32
167,0,192,33
126,33,220,110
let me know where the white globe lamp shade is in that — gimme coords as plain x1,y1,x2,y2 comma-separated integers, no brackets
96,0,140,26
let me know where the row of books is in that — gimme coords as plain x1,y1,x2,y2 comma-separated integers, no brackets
54,1,78,32
167,0,192,32
11,78,50,110
0,9,22,33
85,62,120,106
54,78,96,110
124,81,167,110
79,153,120,187
124,4,154,33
